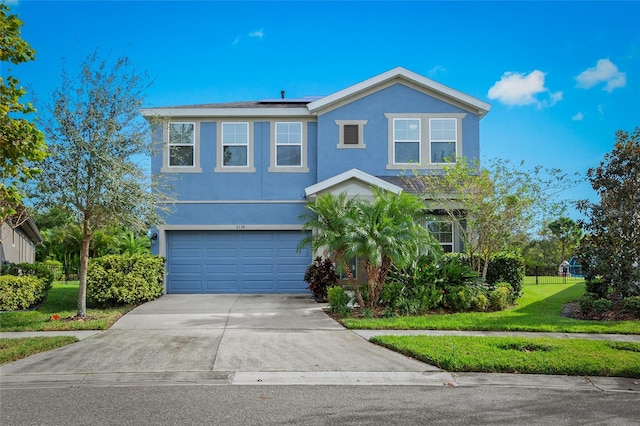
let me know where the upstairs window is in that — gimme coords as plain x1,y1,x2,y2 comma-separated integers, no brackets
222,122,249,167
275,122,302,167
393,118,420,164
430,118,457,164
427,220,454,253
168,122,195,167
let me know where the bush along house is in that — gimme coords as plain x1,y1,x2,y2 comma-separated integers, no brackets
141,67,491,294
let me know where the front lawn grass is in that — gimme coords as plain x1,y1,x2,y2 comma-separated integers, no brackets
0,336,78,364
0,281,134,331
371,335,640,378
342,283,640,334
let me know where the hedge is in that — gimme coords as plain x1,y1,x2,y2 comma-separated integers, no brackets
87,254,165,307
0,275,46,311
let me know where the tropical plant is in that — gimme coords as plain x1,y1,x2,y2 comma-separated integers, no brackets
303,257,339,302
548,217,582,263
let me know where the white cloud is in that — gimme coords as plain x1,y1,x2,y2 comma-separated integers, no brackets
575,59,626,92
572,112,584,121
428,65,446,77
248,29,264,39
231,37,240,46
487,70,560,107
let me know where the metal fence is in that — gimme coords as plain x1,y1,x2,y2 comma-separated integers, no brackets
526,265,584,285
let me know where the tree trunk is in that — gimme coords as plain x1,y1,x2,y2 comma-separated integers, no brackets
77,221,92,317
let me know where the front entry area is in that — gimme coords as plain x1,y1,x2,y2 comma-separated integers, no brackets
165,230,311,294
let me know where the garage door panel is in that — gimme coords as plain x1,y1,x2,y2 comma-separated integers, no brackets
167,230,310,294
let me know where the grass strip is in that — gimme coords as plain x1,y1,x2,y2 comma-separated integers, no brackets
0,282,134,332
342,283,640,334
371,335,640,378
0,336,78,365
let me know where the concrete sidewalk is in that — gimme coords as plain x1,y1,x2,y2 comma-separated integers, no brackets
1,294,638,392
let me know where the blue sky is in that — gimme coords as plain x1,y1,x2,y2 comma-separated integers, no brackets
3,0,640,219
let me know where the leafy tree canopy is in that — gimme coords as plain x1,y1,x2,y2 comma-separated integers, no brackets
577,128,640,298
0,4,47,221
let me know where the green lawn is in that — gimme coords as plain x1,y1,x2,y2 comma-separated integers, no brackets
371,335,640,378
0,336,78,365
342,282,640,334
0,281,134,331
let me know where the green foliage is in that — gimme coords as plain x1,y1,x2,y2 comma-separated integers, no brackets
43,260,64,280
442,286,473,312
327,286,352,317
413,158,577,279
547,217,582,263
300,189,439,309
585,278,609,299
87,254,165,307
303,257,339,302
2,261,54,293
622,297,640,316
579,293,614,317
0,275,45,311
0,336,78,365
471,292,489,311
489,283,514,311
485,252,525,299
0,4,47,220
576,128,640,298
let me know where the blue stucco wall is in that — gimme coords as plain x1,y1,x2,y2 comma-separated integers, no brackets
316,83,480,181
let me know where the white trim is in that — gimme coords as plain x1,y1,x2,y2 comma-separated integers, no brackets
160,224,305,231
269,121,310,172
307,67,491,117
304,168,402,197
141,108,312,118
159,200,307,204
215,121,255,173
162,121,202,173
392,117,421,165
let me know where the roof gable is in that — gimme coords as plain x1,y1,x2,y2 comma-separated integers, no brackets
304,168,403,198
307,67,491,118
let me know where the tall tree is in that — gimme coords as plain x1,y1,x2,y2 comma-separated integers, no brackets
577,128,640,298
0,4,47,223
547,217,582,263
412,158,575,278
36,52,168,317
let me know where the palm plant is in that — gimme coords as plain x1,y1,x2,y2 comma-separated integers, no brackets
300,189,441,309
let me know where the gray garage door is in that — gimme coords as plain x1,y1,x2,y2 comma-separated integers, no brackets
166,230,311,294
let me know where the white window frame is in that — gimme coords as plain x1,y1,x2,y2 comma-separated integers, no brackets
162,121,201,173
427,220,454,253
385,113,466,170
335,120,367,149
215,121,255,173
269,120,310,173
392,118,421,165
275,122,303,167
429,118,458,165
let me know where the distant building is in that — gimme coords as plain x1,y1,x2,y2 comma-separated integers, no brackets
0,213,42,265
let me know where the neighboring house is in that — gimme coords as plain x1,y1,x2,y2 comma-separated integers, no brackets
141,67,491,294
0,214,42,265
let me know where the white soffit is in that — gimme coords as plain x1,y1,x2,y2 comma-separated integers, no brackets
307,67,491,118
305,168,403,197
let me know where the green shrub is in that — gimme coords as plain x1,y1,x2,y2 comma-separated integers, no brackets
410,283,443,313
0,275,46,311
443,286,473,312
327,286,352,317
87,254,165,307
591,298,614,315
2,262,55,294
486,252,525,299
622,296,640,317
303,257,339,302
489,283,513,311
585,278,609,299
578,293,596,314
471,292,489,312
43,259,64,280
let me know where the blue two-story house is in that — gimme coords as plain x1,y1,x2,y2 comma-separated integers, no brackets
141,67,491,294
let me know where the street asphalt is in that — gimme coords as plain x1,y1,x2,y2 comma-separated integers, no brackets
1,294,639,393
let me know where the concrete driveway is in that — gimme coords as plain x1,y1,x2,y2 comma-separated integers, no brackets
1,294,440,386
